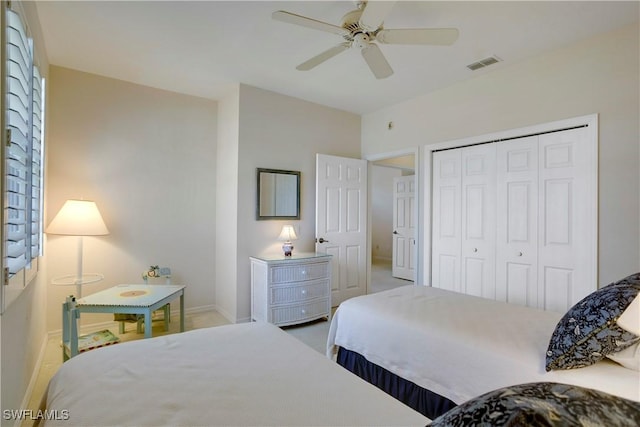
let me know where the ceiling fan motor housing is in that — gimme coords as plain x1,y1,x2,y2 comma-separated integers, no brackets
353,33,372,49
341,8,378,48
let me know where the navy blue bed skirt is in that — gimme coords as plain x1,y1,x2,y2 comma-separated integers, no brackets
336,347,457,420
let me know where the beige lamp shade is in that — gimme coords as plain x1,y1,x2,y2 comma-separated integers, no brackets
46,199,109,236
278,225,298,242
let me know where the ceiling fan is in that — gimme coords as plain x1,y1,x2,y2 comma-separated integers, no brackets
272,1,459,79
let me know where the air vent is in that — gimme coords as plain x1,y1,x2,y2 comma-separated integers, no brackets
467,55,502,71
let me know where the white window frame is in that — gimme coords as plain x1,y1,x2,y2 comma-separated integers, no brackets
1,0,45,313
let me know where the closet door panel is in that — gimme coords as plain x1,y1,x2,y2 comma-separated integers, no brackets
432,121,595,310
538,127,592,312
431,150,461,292
496,137,539,307
461,144,496,298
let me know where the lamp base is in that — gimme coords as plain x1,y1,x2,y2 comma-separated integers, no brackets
282,242,294,257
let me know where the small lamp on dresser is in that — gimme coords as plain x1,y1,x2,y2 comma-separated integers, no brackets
278,225,297,256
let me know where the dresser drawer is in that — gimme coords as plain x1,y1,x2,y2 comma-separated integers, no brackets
270,298,330,326
269,280,329,305
269,262,329,284
250,254,332,326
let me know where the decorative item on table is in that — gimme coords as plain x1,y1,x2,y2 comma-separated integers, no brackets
142,265,171,283
278,225,298,256
144,265,160,280
46,199,109,298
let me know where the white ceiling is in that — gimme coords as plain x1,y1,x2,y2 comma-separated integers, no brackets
35,1,639,115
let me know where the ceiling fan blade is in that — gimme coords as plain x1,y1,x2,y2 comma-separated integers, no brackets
376,28,459,45
296,43,350,71
359,1,397,31
361,43,393,79
272,11,348,36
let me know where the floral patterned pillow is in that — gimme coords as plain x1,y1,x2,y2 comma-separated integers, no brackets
545,273,640,371
427,382,640,427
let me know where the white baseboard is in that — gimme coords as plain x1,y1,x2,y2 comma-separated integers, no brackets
186,304,216,315
236,315,251,324
212,305,235,324
18,333,50,427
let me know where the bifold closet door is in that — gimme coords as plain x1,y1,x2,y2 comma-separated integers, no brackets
537,127,593,312
431,149,462,292
496,136,539,307
493,128,593,312
460,144,496,298
433,125,595,311
432,143,496,296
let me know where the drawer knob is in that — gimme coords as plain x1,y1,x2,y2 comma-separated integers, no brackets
301,309,307,315
301,289,307,295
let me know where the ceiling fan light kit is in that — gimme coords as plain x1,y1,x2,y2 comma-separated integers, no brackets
272,0,459,80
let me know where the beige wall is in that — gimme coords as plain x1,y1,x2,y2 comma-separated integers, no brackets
362,23,640,286
215,86,240,322
214,84,361,322
45,67,218,332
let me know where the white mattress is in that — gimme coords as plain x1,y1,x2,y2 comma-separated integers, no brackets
43,321,428,426
327,285,640,404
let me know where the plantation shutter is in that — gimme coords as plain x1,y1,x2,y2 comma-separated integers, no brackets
31,65,43,260
4,7,43,277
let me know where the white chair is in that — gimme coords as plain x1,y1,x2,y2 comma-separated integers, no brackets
115,266,172,334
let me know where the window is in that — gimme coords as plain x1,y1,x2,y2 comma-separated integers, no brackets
1,2,45,312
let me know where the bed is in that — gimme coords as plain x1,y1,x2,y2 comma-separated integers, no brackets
41,321,429,426
327,281,640,420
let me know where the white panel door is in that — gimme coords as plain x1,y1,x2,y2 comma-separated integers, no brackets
460,144,496,298
496,136,539,307
392,175,416,281
316,154,367,306
430,117,596,311
538,128,593,312
431,149,461,292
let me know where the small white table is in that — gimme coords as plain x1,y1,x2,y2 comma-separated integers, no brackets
76,284,185,339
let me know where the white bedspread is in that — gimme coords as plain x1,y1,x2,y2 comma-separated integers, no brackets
44,321,428,426
327,285,640,404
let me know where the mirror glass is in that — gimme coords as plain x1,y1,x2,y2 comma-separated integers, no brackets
257,168,300,220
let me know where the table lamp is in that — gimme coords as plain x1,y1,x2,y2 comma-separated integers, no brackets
278,225,297,256
46,199,109,297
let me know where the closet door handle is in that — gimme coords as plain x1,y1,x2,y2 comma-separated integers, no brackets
472,248,478,253
517,251,523,257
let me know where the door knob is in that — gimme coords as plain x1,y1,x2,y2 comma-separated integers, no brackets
317,237,329,243
393,231,399,235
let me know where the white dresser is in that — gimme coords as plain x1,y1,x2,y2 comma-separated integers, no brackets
250,253,332,326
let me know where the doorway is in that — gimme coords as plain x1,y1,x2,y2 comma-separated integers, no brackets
370,153,416,293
